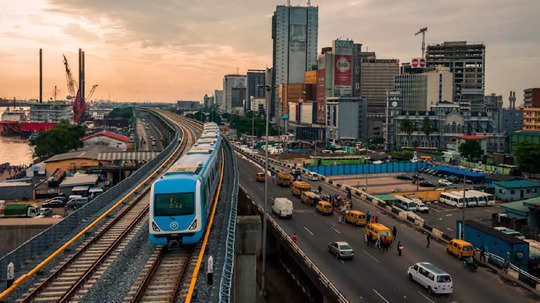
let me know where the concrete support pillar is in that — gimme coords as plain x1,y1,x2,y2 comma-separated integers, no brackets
235,216,261,303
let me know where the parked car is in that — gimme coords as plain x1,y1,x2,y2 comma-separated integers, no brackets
66,197,89,209
416,201,429,213
397,174,412,180
438,179,453,186
328,241,354,259
42,199,66,208
419,181,436,187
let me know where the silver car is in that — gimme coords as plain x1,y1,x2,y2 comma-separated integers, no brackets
328,241,354,259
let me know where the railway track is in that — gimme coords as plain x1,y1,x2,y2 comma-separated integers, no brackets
124,116,225,303
16,113,198,303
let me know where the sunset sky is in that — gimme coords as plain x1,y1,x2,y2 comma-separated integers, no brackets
1,0,539,104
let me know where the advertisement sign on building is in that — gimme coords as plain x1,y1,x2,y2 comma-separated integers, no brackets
316,68,326,124
411,57,426,68
333,40,353,96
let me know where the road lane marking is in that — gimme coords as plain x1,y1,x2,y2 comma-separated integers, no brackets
362,249,381,263
339,259,344,264
417,291,435,303
372,289,390,303
304,226,314,236
332,227,341,234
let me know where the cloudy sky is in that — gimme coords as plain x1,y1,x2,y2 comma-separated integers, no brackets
1,0,539,104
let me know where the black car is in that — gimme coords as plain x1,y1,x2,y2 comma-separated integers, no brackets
419,181,436,187
396,174,412,180
42,198,67,208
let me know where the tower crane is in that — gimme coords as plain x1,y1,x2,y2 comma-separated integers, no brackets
62,54,78,99
415,27,428,58
87,84,99,103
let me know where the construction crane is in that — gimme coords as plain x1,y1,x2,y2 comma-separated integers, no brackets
62,54,77,99
87,84,99,103
415,27,428,58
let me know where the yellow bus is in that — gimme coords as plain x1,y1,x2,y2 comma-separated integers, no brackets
301,191,320,206
277,173,293,187
345,210,367,226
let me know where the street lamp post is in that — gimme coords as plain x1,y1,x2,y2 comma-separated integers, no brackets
260,77,273,297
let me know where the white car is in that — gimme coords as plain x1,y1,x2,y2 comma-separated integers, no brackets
438,179,452,186
272,197,293,218
416,201,429,213
408,262,453,295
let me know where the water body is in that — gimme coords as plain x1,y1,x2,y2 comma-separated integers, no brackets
0,107,34,165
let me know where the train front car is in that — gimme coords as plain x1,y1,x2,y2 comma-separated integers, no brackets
149,124,221,246
149,160,203,246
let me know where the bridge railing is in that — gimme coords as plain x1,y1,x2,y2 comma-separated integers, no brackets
0,110,179,290
218,139,239,303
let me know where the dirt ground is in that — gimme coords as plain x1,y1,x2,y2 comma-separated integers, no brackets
331,175,432,195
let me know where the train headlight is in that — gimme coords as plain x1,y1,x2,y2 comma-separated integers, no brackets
151,221,161,232
188,219,198,230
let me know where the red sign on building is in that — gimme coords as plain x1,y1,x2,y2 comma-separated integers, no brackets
334,55,352,86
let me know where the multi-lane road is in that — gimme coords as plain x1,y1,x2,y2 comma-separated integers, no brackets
236,153,536,303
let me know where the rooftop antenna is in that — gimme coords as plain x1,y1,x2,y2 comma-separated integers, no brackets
415,27,428,58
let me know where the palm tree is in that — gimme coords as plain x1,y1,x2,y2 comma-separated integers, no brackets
421,117,433,147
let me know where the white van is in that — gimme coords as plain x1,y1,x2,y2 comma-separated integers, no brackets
307,171,319,181
408,262,453,295
272,197,293,219
396,196,418,212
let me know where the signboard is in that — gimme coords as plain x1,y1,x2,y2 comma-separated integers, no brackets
316,68,326,124
411,57,426,68
333,39,353,96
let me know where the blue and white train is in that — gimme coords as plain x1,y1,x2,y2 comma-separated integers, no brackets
149,123,222,245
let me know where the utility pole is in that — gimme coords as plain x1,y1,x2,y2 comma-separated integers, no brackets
462,174,466,239
415,27,428,58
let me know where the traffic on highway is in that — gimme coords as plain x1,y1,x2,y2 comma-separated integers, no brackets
236,150,536,303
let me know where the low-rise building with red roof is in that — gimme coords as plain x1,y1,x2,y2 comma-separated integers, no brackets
81,131,131,151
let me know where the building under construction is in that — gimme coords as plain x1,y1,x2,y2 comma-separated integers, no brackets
426,41,485,112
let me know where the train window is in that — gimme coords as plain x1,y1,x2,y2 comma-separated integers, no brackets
154,193,195,216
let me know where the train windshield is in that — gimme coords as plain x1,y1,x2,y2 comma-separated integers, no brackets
154,193,195,216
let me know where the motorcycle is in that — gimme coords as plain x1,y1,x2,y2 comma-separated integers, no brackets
463,256,478,272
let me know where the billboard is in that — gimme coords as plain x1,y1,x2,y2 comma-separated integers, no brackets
316,68,326,124
411,57,426,68
333,40,353,96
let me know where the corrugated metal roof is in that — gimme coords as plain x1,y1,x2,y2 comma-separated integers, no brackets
433,165,486,178
494,180,540,189
500,201,530,217
82,130,130,143
97,151,158,161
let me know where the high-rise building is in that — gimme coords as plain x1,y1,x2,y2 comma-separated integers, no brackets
484,93,503,112
352,43,363,97
214,90,223,112
524,88,540,108
223,74,246,114
272,4,318,120
359,58,400,113
326,96,368,142
246,70,266,112
426,41,485,112
203,94,214,109
395,66,453,111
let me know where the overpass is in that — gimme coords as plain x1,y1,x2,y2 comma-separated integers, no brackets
234,145,538,303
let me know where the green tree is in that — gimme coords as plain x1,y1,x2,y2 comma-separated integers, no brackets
513,143,540,174
34,123,85,159
228,114,277,137
399,118,414,147
421,117,433,147
458,139,483,161
107,107,133,119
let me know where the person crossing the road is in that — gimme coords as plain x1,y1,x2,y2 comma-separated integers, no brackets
291,233,298,244
318,185,322,194
397,241,403,256
392,226,397,239
426,234,431,248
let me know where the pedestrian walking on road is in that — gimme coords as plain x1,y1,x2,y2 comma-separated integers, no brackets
397,241,403,256
374,216,378,223
426,234,431,248
6,261,14,289
392,226,397,239
480,246,486,263
364,233,368,246
291,233,298,244
366,213,371,224
318,185,322,194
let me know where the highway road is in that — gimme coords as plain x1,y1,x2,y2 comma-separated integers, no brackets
236,153,536,303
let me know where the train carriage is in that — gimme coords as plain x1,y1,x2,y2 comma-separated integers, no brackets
149,123,222,246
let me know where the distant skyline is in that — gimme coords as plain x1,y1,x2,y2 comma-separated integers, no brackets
1,0,539,105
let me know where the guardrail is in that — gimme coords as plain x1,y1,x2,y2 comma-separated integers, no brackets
0,109,180,291
233,147,349,303
234,146,540,294
218,139,239,303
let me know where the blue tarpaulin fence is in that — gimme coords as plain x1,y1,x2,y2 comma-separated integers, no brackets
305,161,429,176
